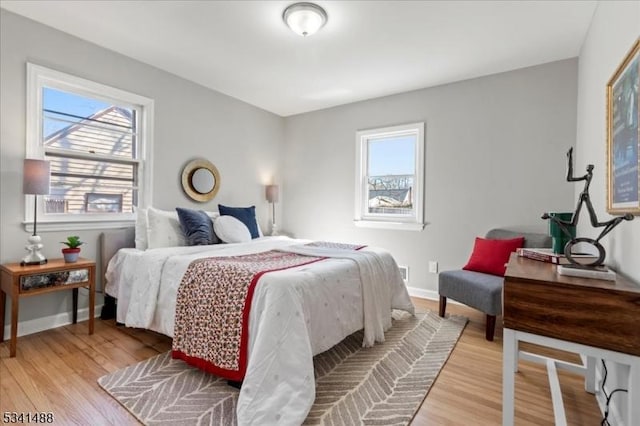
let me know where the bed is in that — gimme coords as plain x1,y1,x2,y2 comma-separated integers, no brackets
103,231,415,425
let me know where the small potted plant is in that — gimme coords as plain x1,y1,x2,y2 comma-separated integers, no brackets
61,236,83,263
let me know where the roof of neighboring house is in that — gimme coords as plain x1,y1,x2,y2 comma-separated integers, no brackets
45,106,133,157
369,189,410,202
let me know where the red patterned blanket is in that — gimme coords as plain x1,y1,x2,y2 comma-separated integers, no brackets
171,249,327,381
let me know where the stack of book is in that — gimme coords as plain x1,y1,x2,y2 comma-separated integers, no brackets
516,248,616,280
556,264,616,281
516,248,597,265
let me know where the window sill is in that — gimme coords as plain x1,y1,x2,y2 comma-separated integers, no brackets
24,218,134,233
353,220,425,231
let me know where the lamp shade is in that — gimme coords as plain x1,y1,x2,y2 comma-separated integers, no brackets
283,2,327,36
266,184,279,203
23,159,50,195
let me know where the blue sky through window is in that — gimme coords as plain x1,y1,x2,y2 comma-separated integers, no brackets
43,87,111,138
368,135,415,176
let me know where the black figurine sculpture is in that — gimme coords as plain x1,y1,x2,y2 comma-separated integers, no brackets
542,148,634,267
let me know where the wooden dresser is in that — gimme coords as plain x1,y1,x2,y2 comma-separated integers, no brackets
501,254,640,425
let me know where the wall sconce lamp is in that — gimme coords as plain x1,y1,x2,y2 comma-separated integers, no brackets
22,159,50,266
266,184,279,236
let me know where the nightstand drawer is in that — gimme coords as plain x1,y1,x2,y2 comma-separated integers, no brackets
20,268,90,292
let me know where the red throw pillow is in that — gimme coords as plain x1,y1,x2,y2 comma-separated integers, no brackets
462,237,524,276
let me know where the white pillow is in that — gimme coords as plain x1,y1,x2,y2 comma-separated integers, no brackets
134,207,148,250
214,215,251,243
147,207,187,249
206,210,263,237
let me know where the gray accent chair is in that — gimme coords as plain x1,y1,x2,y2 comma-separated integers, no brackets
438,229,551,341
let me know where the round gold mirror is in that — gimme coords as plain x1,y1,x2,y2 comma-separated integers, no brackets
181,159,220,202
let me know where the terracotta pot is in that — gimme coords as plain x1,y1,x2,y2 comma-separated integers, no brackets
62,247,81,263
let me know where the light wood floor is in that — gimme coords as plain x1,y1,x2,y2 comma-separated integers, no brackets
0,298,601,425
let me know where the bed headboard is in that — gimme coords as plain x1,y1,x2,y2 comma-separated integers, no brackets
100,227,135,284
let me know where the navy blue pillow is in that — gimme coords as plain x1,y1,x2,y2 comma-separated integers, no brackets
218,204,260,239
176,208,218,246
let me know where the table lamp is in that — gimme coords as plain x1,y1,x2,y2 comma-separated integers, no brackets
22,159,50,266
266,184,279,236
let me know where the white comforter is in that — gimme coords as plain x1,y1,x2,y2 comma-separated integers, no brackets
105,236,414,425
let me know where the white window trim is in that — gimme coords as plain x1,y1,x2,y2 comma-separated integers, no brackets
24,63,154,232
354,122,425,231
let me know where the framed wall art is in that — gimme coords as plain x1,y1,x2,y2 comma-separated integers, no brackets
607,38,639,215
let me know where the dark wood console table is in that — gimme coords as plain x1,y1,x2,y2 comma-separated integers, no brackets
502,254,639,425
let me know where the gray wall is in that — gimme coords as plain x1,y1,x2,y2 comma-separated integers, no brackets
575,1,639,423
0,10,284,329
282,59,578,294
3,3,636,421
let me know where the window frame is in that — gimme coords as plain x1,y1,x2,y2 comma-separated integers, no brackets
25,63,154,231
354,122,425,231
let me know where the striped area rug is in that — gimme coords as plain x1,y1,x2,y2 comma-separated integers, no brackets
98,311,466,425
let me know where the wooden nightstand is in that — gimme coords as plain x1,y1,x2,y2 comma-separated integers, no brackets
0,258,96,357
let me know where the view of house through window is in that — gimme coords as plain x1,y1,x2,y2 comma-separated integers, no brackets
42,88,138,215
367,134,415,216
26,63,152,229
355,122,425,230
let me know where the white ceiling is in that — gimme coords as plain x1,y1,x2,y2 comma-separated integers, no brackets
1,1,597,117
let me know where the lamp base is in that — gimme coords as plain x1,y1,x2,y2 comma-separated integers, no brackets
21,235,47,266
21,259,48,266
271,223,279,237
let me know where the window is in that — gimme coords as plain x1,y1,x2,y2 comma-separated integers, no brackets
26,64,154,231
354,122,425,230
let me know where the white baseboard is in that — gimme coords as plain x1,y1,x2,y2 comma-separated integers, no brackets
5,287,459,338
407,286,439,300
7,287,439,337
3,304,103,339
406,286,464,306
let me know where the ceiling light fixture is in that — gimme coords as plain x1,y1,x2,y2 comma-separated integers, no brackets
283,2,327,37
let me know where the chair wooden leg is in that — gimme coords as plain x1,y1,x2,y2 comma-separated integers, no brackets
486,314,496,341
439,296,446,317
